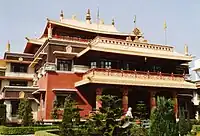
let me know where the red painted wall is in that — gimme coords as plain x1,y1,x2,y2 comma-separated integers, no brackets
38,72,91,120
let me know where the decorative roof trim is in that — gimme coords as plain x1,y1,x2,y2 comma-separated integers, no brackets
77,37,192,61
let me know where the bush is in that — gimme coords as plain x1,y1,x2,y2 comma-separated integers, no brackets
130,124,148,136
0,104,6,125
0,125,59,135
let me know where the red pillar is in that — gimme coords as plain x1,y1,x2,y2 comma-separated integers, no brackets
173,92,178,118
96,88,102,111
150,91,156,111
122,87,128,114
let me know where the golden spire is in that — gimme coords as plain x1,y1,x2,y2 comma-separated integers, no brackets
86,9,91,24
184,44,188,56
60,10,64,21
112,19,115,26
6,41,10,52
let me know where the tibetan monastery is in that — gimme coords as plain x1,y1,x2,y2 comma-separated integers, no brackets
0,9,198,122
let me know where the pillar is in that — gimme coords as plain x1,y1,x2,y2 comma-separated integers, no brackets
96,88,102,111
122,87,128,114
173,92,178,119
150,91,156,111
4,100,12,122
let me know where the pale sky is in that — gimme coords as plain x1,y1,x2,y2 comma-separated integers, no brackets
0,0,200,60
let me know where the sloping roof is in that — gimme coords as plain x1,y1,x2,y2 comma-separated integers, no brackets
61,18,118,33
47,19,136,36
77,36,193,61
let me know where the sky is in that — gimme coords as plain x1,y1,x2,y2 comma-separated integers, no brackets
0,0,200,60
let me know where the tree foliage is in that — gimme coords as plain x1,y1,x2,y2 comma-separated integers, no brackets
149,97,178,136
178,107,192,136
51,100,59,119
60,95,81,136
18,98,33,126
86,95,123,136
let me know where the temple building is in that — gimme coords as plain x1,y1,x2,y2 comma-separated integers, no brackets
0,9,198,122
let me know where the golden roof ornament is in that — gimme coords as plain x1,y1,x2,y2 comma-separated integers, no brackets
126,36,132,42
133,27,141,36
6,41,10,52
86,9,91,24
72,15,77,20
60,10,64,22
19,91,25,99
112,19,115,26
100,19,104,24
184,44,188,56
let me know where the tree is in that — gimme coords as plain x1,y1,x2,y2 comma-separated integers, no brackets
18,98,33,126
179,107,188,136
149,96,178,136
86,95,123,136
60,95,81,136
0,103,6,125
51,100,59,119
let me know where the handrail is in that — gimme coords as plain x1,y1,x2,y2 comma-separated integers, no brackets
43,34,90,43
84,68,185,79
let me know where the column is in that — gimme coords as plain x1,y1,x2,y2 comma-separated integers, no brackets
4,100,12,122
173,92,178,119
96,88,102,111
122,87,128,114
150,91,156,111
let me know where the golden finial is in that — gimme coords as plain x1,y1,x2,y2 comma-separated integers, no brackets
100,19,104,24
184,44,188,55
60,10,64,21
86,9,91,23
6,41,10,52
112,19,115,26
72,15,77,20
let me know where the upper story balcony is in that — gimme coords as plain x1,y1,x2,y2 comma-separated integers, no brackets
75,68,196,89
5,72,34,79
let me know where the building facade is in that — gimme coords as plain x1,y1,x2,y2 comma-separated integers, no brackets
0,10,198,122
0,51,38,122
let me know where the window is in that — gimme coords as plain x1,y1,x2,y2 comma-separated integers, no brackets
11,100,19,116
56,94,76,108
11,63,28,73
10,80,28,86
0,71,5,76
57,59,72,71
105,61,111,69
90,62,97,68
100,61,112,69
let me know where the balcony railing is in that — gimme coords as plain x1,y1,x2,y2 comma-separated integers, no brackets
83,68,185,82
43,34,90,43
5,72,34,79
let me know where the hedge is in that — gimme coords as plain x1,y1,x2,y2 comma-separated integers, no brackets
35,130,59,136
0,104,6,125
0,125,59,135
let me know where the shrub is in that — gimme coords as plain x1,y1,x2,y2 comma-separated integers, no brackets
60,95,81,136
130,124,148,136
0,125,59,135
0,104,6,125
51,100,59,119
18,98,33,126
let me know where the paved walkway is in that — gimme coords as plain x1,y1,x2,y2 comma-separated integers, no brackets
0,135,34,136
